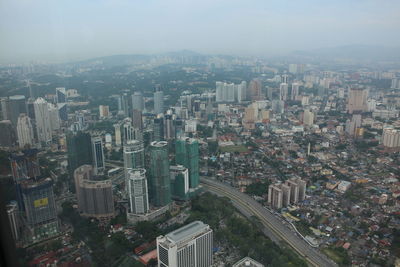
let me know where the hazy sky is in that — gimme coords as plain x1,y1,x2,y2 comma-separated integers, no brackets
1,0,399,64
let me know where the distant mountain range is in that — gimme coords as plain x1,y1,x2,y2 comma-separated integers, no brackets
289,45,400,62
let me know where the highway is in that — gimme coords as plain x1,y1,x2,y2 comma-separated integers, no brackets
201,178,337,267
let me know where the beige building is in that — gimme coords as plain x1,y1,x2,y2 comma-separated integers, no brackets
347,88,368,114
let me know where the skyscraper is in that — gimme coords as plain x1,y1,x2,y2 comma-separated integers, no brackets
153,117,164,141
149,141,171,207
291,83,299,100
118,93,129,116
8,95,27,126
66,131,93,174
92,137,105,175
34,98,52,144
20,178,59,242
248,79,262,101
0,120,17,147
48,103,60,131
154,90,164,114
56,87,66,104
303,109,314,126
175,138,199,189
268,184,283,209
123,139,145,192
347,88,368,114
170,165,189,200
132,109,143,130
99,105,110,119
279,83,288,101
17,114,35,148
127,168,149,215
132,91,144,111
157,221,213,267
74,165,115,219
164,114,175,140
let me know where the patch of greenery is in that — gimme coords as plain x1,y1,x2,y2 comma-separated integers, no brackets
246,182,270,196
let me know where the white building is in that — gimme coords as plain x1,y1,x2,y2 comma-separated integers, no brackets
92,137,105,175
279,83,288,101
127,168,149,215
157,221,213,267
16,114,35,148
154,90,164,115
382,128,400,148
34,98,52,143
303,109,314,126
291,83,299,100
48,103,60,131
185,119,197,133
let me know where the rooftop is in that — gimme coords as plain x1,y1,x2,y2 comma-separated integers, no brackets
165,221,209,244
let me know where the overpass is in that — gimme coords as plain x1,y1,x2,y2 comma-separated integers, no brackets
201,178,337,267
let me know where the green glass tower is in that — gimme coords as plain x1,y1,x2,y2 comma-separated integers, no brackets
175,138,199,188
66,131,93,174
149,141,171,207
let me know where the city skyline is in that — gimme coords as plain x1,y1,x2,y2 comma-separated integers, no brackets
1,0,400,64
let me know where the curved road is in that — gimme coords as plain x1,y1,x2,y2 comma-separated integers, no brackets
201,178,337,267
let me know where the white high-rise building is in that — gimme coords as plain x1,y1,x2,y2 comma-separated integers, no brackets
127,168,149,215
34,98,52,143
124,140,145,192
132,92,144,111
157,221,213,267
216,81,243,103
99,105,110,118
382,128,400,148
291,83,299,100
303,109,314,126
16,114,35,148
279,83,288,101
114,123,122,146
154,90,164,115
237,81,247,103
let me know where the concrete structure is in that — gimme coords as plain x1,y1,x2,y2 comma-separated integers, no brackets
8,95,27,126
7,202,20,241
279,83,288,101
17,114,35,148
291,83,299,100
175,138,199,189
48,103,60,131
66,131,93,174
170,165,189,200
303,109,314,126
382,128,400,148
0,120,16,147
34,98,52,144
268,184,283,209
157,221,213,267
124,140,145,192
99,105,110,118
347,88,368,114
233,257,264,267
74,165,115,219
127,168,149,215
132,91,144,111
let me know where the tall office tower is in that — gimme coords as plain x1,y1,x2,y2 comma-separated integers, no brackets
347,88,368,114
127,168,149,214
20,178,59,241
132,91,144,111
174,119,184,139
132,109,143,130
34,98,52,144
153,117,164,141
170,165,189,200
57,103,68,121
123,140,145,192
237,81,247,102
149,141,171,207
75,112,86,130
175,138,199,189
268,184,283,209
66,131,93,174
345,114,362,136
0,97,10,120
215,81,224,102
92,137,105,175
291,83,299,100
303,109,314,126
391,78,400,89
114,122,122,146
56,87,66,103
382,128,400,148
117,93,129,116
281,74,289,84
17,114,35,148
296,178,307,201
157,221,213,267
7,202,20,241
279,83,288,101
266,86,273,100
164,114,175,140
0,120,16,147
74,165,115,219
248,79,262,100
122,118,134,144
154,90,164,115
48,103,60,131
8,95,27,126
99,105,110,119
271,100,285,114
